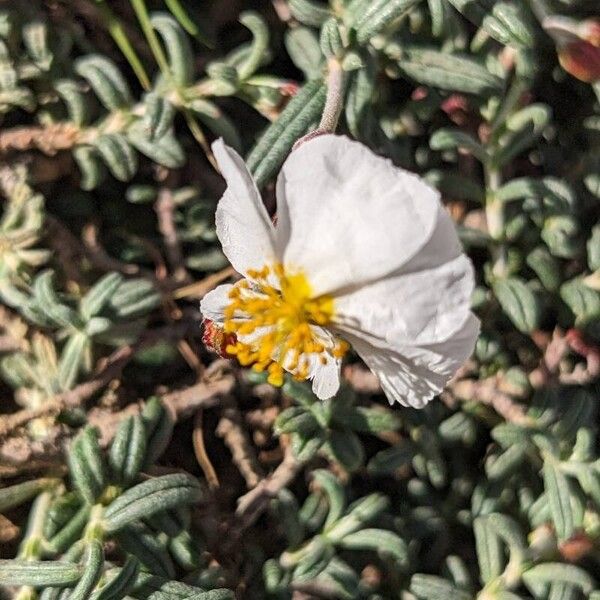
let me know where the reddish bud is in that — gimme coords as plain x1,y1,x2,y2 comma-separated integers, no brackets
202,319,237,358
559,531,594,562
544,17,600,82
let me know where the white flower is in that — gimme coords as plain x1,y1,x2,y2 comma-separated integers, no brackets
201,134,479,408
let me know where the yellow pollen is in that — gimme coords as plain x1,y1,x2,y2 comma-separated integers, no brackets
223,264,349,387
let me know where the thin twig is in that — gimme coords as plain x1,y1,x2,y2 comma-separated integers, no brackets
155,188,191,284
235,445,302,528
193,409,220,490
217,399,264,489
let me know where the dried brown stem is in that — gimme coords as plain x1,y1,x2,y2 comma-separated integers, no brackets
235,445,302,528
448,377,533,426
217,400,264,489
0,124,81,156
155,189,191,284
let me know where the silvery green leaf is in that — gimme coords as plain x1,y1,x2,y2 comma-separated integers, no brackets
312,469,345,529
80,272,124,320
288,0,331,27
410,574,472,600
386,44,503,95
73,146,105,191
89,557,139,600
103,473,203,533
69,541,104,600
523,564,595,596
338,529,409,566
75,55,132,110
543,461,574,542
143,92,177,141
247,78,326,187
151,13,194,87
285,27,324,79
430,128,487,162
55,79,89,126
116,523,175,578
354,0,422,44
560,278,600,326
237,12,269,81
0,560,82,587
95,134,138,182
492,277,541,333
109,414,147,486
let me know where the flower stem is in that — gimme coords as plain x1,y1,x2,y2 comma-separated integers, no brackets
318,58,345,133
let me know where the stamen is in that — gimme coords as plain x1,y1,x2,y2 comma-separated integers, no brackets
222,263,349,387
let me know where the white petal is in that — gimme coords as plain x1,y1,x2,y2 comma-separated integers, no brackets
213,139,277,276
310,357,341,400
346,314,479,408
275,134,440,296
333,254,475,346
199,284,233,324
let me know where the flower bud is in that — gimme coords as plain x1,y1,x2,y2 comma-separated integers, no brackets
544,16,600,82
201,318,237,358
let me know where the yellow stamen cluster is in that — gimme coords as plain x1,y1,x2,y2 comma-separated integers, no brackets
223,264,349,387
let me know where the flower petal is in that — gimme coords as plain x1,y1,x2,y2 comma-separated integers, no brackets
310,356,341,400
213,139,277,276
275,134,440,296
199,283,233,324
333,254,475,346
347,314,479,407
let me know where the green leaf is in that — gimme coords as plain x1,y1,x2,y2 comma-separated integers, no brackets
90,557,139,600
410,574,472,600
237,12,269,81
143,92,177,141
103,473,203,533
75,55,132,110
560,278,600,326
109,414,147,486
108,278,161,319
543,461,574,541
523,563,595,595
367,443,414,475
344,57,375,138
355,0,422,44
285,27,324,80
68,426,107,504
492,277,541,333
326,493,389,542
0,478,60,512
247,78,327,187
288,0,331,27
313,469,345,529
588,224,600,271
142,397,175,468
430,128,487,162
58,332,89,390
116,523,175,578
151,12,194,87
527,246,561,292
339,529,408,566
425,170,485,203
0,560,81,587
474,516,504,584
55,79,90,126
95,134,138,182
387,45,503,95
127,120,186,169
69,541,104,600
81,273,124,320
324,429,365,472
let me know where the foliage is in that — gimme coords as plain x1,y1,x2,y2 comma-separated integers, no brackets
0,0,599,599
